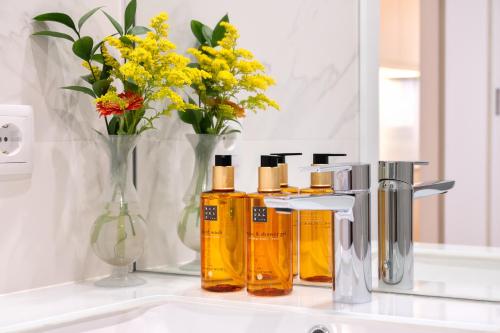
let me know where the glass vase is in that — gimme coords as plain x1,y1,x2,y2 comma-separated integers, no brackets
90,134,147,287
177,134,221,271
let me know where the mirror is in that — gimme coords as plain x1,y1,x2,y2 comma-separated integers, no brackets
135,0,500,303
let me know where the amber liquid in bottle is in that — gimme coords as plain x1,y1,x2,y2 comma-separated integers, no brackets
200,156,246,292
247,158,293,296
299,186,334,283
280,186,299,277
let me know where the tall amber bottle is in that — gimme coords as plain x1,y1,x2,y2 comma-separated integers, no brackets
271,153,302,278
299,153,346,283
247,155,293,296
201,155,246,292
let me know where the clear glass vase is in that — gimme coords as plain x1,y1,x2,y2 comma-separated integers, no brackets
90,134,147,287
177,134,221,271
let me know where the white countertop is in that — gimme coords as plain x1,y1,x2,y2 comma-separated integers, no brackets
1,272,500,333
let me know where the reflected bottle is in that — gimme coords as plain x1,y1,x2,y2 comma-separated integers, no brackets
299,153,345,283
271,153,302,278
247,155,293,296
201,155,246,292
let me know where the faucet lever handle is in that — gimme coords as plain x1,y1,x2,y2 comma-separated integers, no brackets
300,164,352,173
413,180,455,199
263,194,355,211
413,161,429,166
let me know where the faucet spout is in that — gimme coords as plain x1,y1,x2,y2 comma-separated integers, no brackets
263,194,355,211
413,180,455,199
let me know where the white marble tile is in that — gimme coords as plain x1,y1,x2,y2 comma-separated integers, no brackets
0,140,112,293
135,0,360,268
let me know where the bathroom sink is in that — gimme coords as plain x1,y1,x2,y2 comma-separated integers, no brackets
40,297,489,333
1,273,499,333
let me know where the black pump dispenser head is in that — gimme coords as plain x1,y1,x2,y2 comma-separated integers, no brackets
270,153,302,164
215,155,232,166
313,153,347,164
261,155,278,167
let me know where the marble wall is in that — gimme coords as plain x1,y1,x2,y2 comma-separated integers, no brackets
0,0,360,292
134,0,360,269
0,0,121,293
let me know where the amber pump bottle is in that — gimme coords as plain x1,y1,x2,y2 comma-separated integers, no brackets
200,155,246,292
300,153,346,283
247,155,293,296
270,153,302,278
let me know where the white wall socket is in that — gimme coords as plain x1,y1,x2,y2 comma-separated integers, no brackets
0,105,34,177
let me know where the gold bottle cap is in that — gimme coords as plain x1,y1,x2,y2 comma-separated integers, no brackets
258,167,280,192
310,164,332,187
277,163,288,187
212,155,235,191
212,166,234,191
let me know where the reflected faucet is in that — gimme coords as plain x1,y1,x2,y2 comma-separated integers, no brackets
378,161,455,290
264,163,372,304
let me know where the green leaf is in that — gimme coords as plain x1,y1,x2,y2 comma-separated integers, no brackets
33,12,78,35
201,26,213,46
124,0,137,33
187,63,200,69
128,25,150,35
178,109,195,125
92,79,111,97
119,35,133,45
107,116,119,135
102,11,123,36
190,20,206,44
72,36,93,60
32,30,74,42
91,54,104,64
81,74,95,84
91,40,104,55
124,80,139,92
62,85,96,98
78,7,103,31
211,14,229,46
100,64,112,80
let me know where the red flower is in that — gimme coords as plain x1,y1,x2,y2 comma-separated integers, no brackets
119,91,144,111
96,101,123,117
96,91,144,117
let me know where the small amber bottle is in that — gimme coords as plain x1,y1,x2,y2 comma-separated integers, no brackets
271,153,302,278
300,153,346,283
247,155,293,296
201,155,246,292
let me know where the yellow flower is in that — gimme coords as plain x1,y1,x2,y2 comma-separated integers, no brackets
101,44,120,69
95,90,126,109
216,70,237,89
218,22,239,49
103,12,206,112
82,61,101,79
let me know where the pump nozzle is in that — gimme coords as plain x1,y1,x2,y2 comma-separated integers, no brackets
270,153,303,164
313,153,347,164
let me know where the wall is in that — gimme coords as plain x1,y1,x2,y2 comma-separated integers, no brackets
134,0,360,269
0,0,361,292
0,0,127,293
444,0,489,245
380,0,420,70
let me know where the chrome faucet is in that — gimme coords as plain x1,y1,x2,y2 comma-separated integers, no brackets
378,161,455,290
264,163,372,304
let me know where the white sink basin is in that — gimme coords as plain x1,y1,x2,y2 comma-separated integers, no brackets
41,296,496,333
1,273,498,333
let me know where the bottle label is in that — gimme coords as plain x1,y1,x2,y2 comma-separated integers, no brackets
252,207,268,222
203,205,218,221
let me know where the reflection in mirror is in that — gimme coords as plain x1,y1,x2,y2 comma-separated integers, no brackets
378,0,500,301
136,0,360,280
136,0,500,304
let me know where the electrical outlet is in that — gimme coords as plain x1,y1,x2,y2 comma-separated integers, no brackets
0,105,33,177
